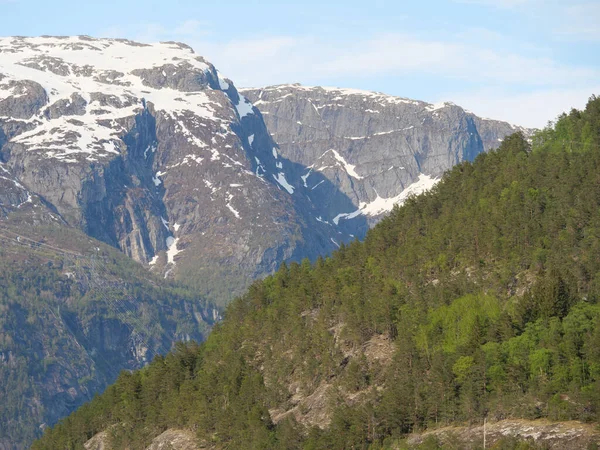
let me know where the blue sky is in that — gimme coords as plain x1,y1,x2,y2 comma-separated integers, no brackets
1,0,599,128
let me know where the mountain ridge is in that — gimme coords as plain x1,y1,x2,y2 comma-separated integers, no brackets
241,83,532,228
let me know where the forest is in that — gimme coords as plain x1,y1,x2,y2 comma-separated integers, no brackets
32,95,600,449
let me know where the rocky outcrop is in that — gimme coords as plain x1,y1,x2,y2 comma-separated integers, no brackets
241,84,533,228
85,429,202,450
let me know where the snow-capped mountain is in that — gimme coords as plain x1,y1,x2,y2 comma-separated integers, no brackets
241,84,531,229
0,36,345,304
0,37,529,305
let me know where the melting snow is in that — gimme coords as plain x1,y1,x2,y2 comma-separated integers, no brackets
301,169,311,187
217,72,230,90
225,192,241,218
0,36,226,162
235,95,254,118
333,174,439,224
311,180,325,190
152,171,165,186
273,172,294,194
426,101,453,112
166,236,181,265
319,149,363,180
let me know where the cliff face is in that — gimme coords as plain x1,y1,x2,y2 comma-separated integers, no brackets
0,38,532,306
241,84,532,228
0,37,350,305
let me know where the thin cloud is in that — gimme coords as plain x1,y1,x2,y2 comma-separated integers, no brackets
101,20,599,127
445,87,600,129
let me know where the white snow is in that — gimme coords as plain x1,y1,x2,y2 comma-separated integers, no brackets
254,157,266,178
0,36,227,162
272,147,278,159
242,84,424,108
149,254,159,266
248,134,254,146
235,95,254,118
173,223,181,232
225,192,241,218
426,101,454,112
152,171,165,186
311,180,325,190
161,216,169,229
330,238,340,248
217,72,229,90
166,236,181,265
273,172,294,194
318,149,363,180
333,174,439,224
301,169,311,187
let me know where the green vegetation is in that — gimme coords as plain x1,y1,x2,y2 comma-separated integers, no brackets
33,96,600,449
0,226,215,448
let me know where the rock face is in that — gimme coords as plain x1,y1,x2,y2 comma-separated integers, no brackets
0,37,531,306
0,37,346,305
241,84,531,228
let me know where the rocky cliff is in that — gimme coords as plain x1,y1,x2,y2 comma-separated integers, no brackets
1,38,532,307
0,36,347,306
241,84,531,229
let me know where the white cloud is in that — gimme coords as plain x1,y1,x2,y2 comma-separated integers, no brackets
456,0,600,42
445,87,600,129
555,2,600,41
103,20,598,127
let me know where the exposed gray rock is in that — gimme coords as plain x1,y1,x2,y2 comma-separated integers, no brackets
0,79,48,119
241,84,533,228
0,37,346,307
44,92,87,119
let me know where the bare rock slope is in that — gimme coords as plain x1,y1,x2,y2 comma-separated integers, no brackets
242,84,531,230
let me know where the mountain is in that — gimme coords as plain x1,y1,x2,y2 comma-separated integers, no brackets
241,84,531,228
0,221,218,449
0,36,347,307
33,97,600,449
0,37,529,308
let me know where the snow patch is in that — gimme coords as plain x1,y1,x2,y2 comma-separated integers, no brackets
225,192,241,218
333,174,439,224
217,72,229,90
273,172,294,194
166,236,181,265
319,149,363,180
235,95,254,118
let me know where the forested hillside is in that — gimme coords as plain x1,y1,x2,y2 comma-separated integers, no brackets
33,96,600,449
0,224,217,448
